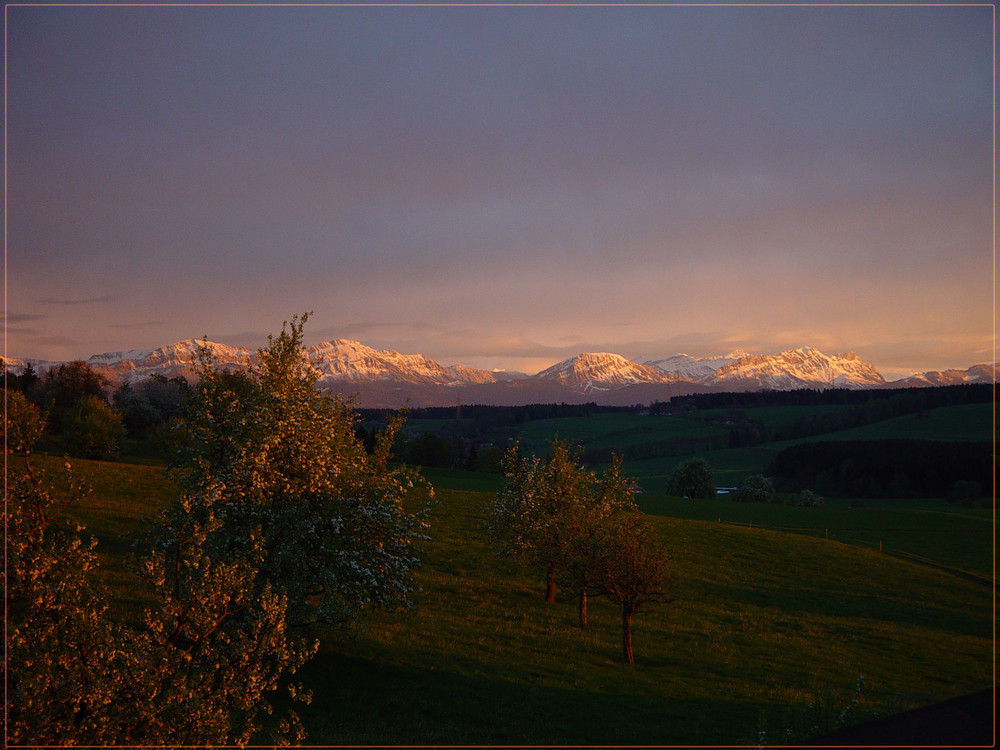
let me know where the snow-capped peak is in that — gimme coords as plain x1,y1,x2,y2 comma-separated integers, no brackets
306,340,456,384
645,351,745,381
537,352,672,391
710,348,886,389
5,338,993,407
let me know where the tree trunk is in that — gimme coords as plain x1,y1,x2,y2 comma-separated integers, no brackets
578,588,588,628
545,566,556,603
622,605,634,664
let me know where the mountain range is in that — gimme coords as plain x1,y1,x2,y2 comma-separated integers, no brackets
4,339,996,408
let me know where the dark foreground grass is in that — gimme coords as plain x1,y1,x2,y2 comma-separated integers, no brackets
293,487,991,745
7,454,179,620
15,455,994,746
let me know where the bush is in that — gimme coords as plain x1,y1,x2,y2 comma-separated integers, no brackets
734,474,775,504
405,432,454,468
791,489,825,507
665,457,715,499
62,394,125,460
471,445,504,473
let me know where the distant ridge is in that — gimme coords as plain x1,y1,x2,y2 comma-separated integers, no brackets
3,339,996,408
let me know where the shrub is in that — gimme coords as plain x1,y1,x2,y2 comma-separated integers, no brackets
62,394,125,460
734,474,775,504
792,489,826,507
665,457,715,499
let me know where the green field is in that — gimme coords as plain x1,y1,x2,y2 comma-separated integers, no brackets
480,401,995,493
27,453,995,746
512,411,726,456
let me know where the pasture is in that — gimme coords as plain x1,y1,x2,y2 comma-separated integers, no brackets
22,451,995,746
478,400,995,493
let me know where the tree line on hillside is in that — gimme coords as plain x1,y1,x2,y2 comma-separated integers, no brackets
768,440,993,501
370,385,993,471
369,384,993,426
668,383,993,411
720,384,993,449
2,360,191,460
593,385,994,462
360,402,630,426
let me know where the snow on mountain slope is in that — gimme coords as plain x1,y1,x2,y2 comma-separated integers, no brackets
306,340,457,384
645,350,749,381
891,363,999,388
536,352,674,391
708,348,886,389
0,355,61,374
5,338,994,405
124,340,251,371
74,340,252,386
447,364,499,385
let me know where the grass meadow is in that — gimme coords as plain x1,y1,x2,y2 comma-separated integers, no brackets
527,401,995,493
21,451,995,746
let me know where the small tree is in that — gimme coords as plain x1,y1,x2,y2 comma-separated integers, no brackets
489,440,671,662
948,480,983,508
490,443,643,629
489,440,594,603
471,445,504,473
791,489,826,507
666,456,715,499
734,474,775,504
62,393,126,459
564,454,640,628
585,513,671,663
405,432,454,468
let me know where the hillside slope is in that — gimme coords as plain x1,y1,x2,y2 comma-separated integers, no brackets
47,455,992,746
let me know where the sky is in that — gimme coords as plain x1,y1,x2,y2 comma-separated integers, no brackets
4,2,994,379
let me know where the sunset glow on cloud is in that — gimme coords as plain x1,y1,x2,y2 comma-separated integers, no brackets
5,3,993,378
